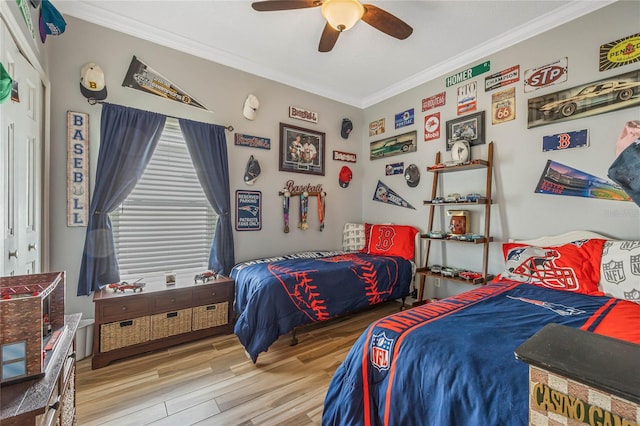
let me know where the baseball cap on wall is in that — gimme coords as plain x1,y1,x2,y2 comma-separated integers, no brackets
39,0,66,43
79,63,108,100
243,94,260,120
341,118,353,139
244,155,261,185
405,164,420,187
339,166,353,188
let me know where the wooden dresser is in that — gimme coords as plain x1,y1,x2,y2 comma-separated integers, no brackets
91,275,234,369
1,313,81,426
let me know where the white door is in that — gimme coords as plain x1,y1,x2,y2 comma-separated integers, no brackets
1,21,43,276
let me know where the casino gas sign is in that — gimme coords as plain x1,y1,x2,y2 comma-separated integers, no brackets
533,383,638,426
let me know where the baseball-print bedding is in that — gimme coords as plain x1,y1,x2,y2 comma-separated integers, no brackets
322,279,640,426
231,251,413,363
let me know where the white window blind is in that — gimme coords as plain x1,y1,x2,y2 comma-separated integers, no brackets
111,118,217,281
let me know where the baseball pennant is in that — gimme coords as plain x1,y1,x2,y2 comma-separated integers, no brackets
122,56,209,111
535,160,631,201
373,180,415,209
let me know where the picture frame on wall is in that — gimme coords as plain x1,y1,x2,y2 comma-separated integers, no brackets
279,123,325,176
445,111,485,151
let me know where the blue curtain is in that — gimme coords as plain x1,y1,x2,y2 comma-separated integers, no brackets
77,104,166,296
178,118,235,275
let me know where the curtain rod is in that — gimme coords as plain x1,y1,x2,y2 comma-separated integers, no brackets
88,99,234,132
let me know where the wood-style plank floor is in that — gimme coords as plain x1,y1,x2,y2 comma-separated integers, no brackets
76,301,403,425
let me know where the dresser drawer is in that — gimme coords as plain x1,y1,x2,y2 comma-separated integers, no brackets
98,296,149,323
151,289,192,313
192,281,233,305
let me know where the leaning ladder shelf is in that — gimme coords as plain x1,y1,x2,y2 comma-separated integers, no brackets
416,141,494,303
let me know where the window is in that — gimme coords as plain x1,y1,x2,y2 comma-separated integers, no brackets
1,341,27,381
111,118,217,281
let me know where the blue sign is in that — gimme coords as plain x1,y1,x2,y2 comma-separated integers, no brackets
542,129,589,152
235,190,262,231
385,162,404,176
394,108,414,129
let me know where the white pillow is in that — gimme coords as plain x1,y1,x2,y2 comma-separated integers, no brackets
342,223,366,252
599,241,640,303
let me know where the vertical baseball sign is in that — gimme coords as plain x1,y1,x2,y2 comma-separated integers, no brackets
67,111,89,226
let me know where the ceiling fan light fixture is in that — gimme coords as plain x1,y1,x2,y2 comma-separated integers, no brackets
321,0,364,32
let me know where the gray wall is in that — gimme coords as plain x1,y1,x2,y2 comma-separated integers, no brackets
360,0,640,299
43,1,640,317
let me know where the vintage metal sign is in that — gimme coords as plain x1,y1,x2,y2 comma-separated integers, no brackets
599,33,640,71
491,87,516,125
235,190,262,231
542,129,588,152
422,92,446,111
524,58,568,93
67,111,89,226
485,65,520,92
394,108,414,129
289,106,318,123
457,81,477,115
385,162,404,175
424,112,440,141
369,118,386,136
445,61,490,87
234,133,271,150
333,150,357,163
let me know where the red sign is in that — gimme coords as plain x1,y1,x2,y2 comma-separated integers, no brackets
422,92,446,111
424,113,440,141
524,58,568,92
333,150,357,163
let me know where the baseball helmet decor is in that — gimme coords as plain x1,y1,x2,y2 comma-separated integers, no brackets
404,164,420,187
79,63,108,101
244,155,261,185
341,118,353,139
243,94,260,120
339,165,353,188
39,0,66,43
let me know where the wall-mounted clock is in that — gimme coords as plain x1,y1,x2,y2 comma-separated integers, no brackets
451,140,470,163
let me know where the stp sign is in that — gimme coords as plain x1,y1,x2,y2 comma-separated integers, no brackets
524,58,568,93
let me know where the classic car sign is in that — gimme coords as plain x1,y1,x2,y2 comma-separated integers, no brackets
422,92,446,111
424,112,440,141
457,81,477,115
445,61,490,87
395,108,414,129
67,111,89,226
599,33,640,71
485,65,520,92
333,150,357,163
370,131,417,160
542,129,589,152
234,133,271,150
289,106,318,123
524,58,568,93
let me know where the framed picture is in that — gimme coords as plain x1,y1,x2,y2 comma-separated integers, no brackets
279,123,325,176
445,111,485,151
369,130,417,160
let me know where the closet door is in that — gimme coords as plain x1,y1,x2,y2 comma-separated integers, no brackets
1,21,43,276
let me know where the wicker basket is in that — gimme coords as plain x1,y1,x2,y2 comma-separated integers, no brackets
150,308,192,340
192,301,229,331
100,316,150,352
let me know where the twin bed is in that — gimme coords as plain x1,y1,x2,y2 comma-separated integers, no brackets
321,231,640,425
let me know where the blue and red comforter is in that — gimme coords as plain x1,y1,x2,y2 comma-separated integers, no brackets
231,251,414,363
322,280,640,425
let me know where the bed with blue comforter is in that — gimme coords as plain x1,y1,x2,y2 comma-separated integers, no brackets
231,251,414,363
322,279,640,425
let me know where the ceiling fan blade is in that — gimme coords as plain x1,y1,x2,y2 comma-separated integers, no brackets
252,1,321,12
318,22,340,52
361,4,413,40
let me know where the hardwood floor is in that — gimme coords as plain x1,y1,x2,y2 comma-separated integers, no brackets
76,301,403,425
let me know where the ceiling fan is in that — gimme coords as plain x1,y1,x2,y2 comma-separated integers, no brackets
251,0,413,52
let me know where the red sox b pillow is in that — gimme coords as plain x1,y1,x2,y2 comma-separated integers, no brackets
500,239,606,295
365,224,418,261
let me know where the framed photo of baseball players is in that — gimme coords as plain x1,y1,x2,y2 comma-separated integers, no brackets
279,123,326,176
